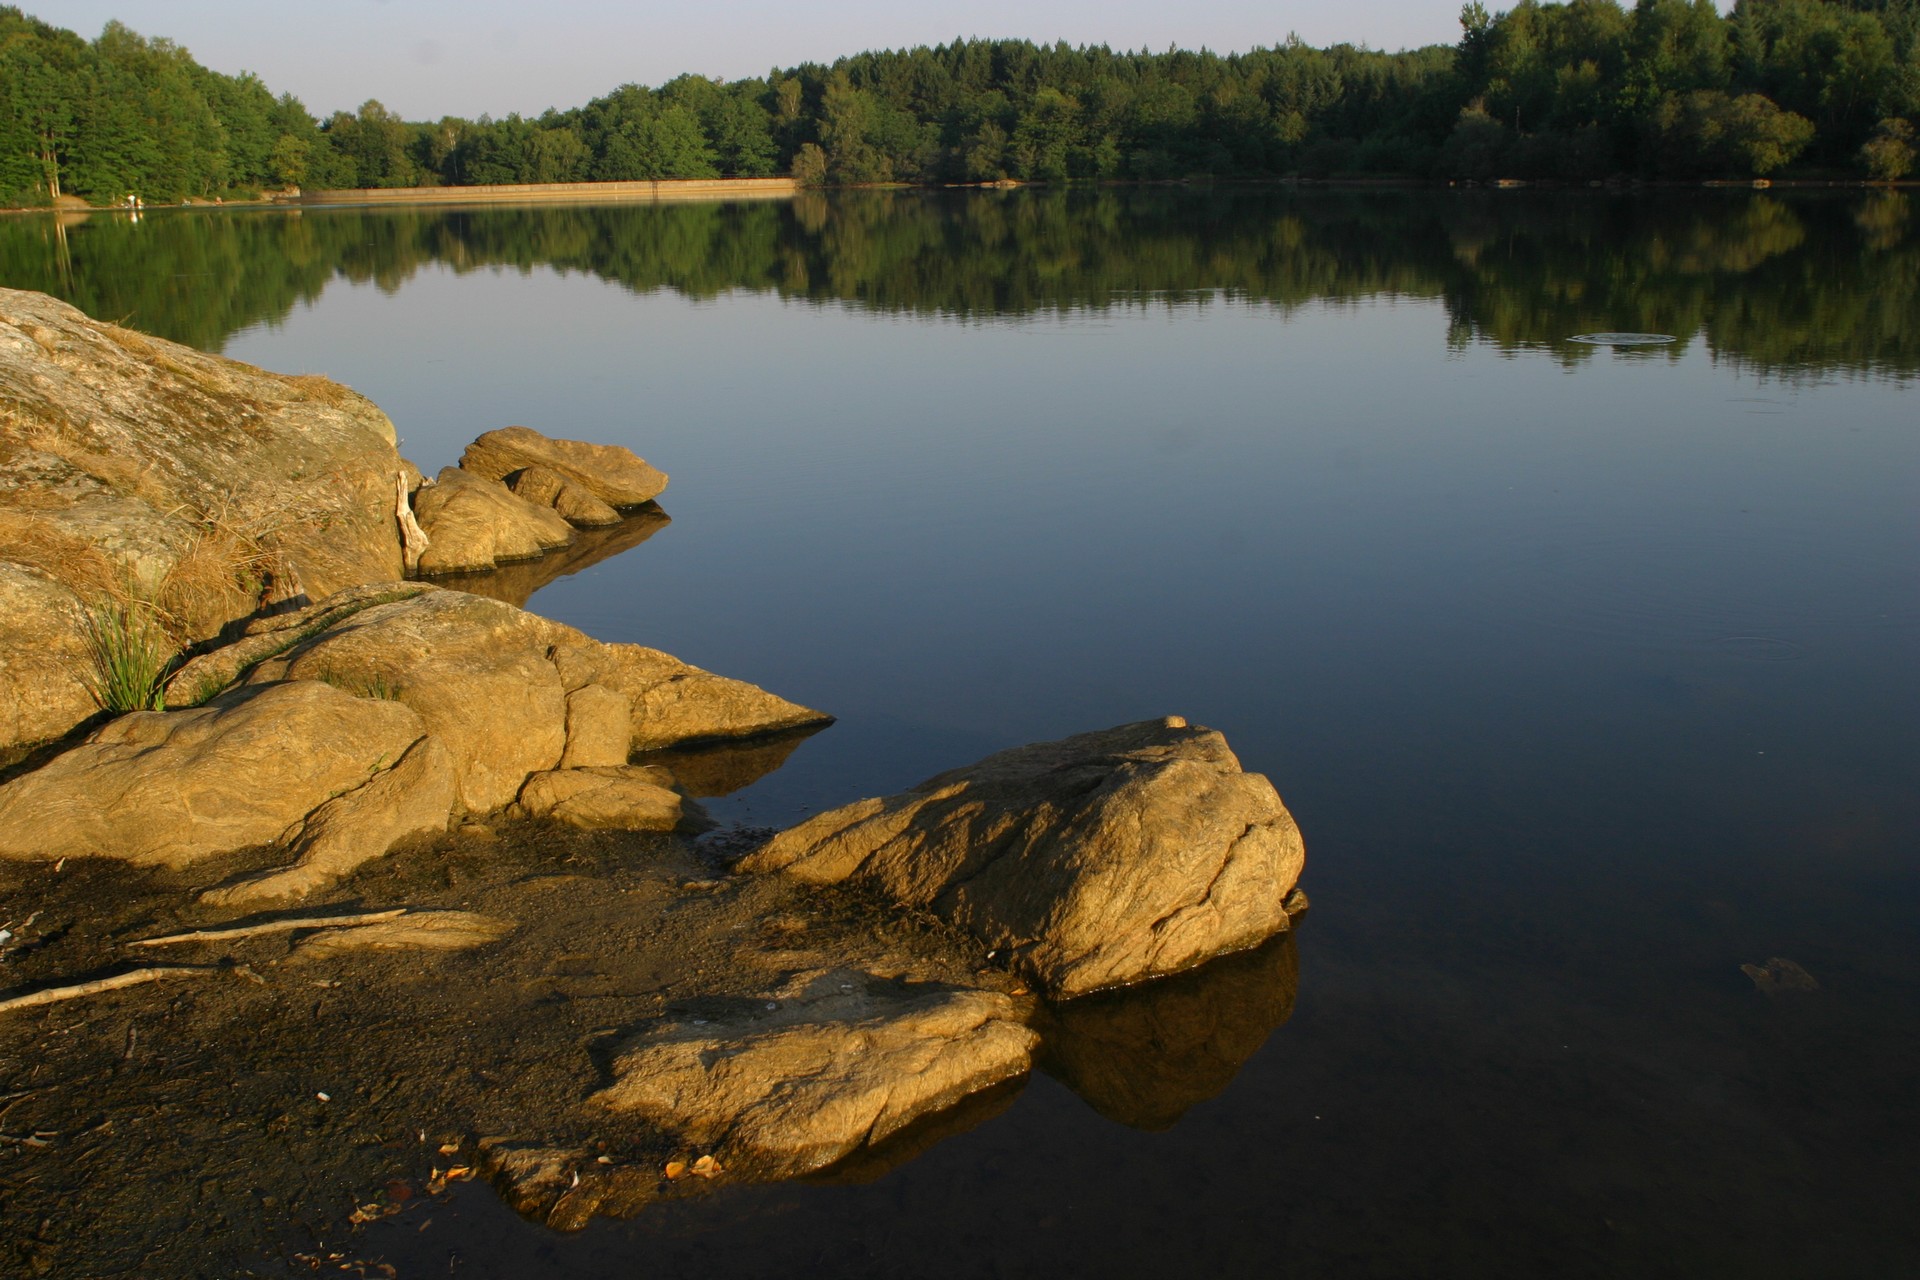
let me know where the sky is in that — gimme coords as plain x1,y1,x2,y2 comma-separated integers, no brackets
44,0,1469,121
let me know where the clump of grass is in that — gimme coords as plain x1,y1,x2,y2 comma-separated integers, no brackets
312,664,403,701
83,597,173,713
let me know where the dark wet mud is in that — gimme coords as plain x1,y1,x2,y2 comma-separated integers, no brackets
0,815,1011,1276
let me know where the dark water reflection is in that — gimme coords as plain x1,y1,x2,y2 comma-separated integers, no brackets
2,189,1917,1276
3,187,1918,378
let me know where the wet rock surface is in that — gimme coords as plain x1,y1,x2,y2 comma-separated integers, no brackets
743,716,1306,996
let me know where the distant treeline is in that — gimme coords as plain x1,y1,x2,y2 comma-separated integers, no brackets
2,0,1917,207
7,188,1914,378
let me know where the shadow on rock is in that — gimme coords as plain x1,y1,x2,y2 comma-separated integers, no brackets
431,505,670,607
1037,931,1300,1131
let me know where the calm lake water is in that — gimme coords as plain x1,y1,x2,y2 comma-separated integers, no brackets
5,188,1917,1276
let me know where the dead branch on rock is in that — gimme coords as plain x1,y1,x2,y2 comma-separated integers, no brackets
0,966,219,1015
129,908,409,948
396,472,429,575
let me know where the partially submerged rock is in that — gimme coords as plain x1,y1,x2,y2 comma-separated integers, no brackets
514,766,686,831
0,681,427,868
592,968,1036,1178
432,508,669,609
461,426,668,509
743,717,1305,998
412,466,575,576
570,644,834,753
509,465,622,528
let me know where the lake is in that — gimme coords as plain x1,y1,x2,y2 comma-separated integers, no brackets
4,186,1917,1276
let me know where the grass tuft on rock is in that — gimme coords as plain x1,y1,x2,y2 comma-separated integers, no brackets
84,597,174,713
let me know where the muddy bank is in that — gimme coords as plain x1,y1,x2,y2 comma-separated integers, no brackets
0,798,1302,1277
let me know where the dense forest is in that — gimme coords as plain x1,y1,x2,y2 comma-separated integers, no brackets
2,0,1917,206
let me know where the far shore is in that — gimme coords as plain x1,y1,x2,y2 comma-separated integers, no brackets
4,172,1914,218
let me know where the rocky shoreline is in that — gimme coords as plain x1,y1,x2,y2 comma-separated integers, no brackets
0,287,1307,1273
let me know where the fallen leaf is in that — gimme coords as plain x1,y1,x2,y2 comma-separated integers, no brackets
691,1154,722,1179
1742,957,1819,994
444,1165,472,1182
664,1160,687,1180
437,1142,460,1156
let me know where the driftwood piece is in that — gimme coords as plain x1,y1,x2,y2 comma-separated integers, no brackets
0,966,218,1015
130,908,409,948
396,472,430,574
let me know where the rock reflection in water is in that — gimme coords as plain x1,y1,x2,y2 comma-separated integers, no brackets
432,505,670,607
639,726,824,798
1038,931,1300,1131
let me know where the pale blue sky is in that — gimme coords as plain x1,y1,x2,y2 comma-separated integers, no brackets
45,0,1468,120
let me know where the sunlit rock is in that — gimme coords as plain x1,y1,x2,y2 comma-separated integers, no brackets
743,717,1305,998
0,287,413,753
513,765,686,831
592,968,1037,1178
0,680,427,868
461,425,668,508
508,464,622,527
200,736,457,905
412,465,574,575
256,588,569,812
0,561,95,754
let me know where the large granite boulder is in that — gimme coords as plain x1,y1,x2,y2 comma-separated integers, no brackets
255,589,570,813
0,288,412,756
0,680,428,868
199,735,458,905
742,717,1305,998
592,969,1036,1177
0,289,406,612
461,426,668,508
411,466,575,576
0,562,96,756
249,586,829,811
